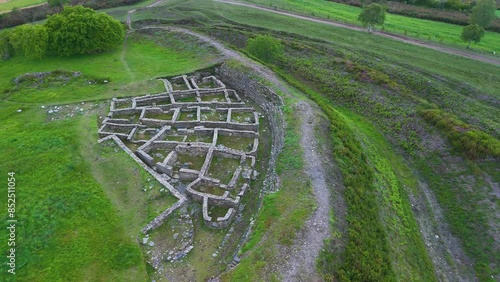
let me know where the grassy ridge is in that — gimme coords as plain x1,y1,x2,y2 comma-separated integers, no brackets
242,0,500,52
336,107,436,280
274,69,437,281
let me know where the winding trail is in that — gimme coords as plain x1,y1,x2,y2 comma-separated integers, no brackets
136,25,332,279
214,0,500,66
279,101,331,281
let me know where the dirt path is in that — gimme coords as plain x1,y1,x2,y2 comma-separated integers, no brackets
137,25,333,280
278,102,332,281
408,181,477,281
214,0,500,66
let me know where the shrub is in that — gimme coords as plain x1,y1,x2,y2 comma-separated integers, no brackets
246,34,284,63
461,24,485,48
419,109,500,159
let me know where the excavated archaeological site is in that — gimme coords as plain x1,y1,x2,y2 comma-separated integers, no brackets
96,67,285,268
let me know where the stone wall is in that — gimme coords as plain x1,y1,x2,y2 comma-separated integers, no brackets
216,63,285,192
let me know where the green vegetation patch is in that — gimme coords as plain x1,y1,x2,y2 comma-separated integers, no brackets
0,29,219,104
0,102,146,281
419,109,500,159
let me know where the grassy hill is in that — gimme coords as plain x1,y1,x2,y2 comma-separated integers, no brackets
0,0,498,281
128,0,499,280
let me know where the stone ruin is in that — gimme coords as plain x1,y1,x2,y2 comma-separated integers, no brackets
98,74,261,234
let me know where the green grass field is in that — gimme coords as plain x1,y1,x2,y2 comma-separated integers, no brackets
0,31,218,104
0,0,46,12
0,100,149,281
242,0,500,53
0,29,219,281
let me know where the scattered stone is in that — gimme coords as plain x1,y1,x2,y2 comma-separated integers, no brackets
17,109,22,112
148,241,155,247
142,237,149,244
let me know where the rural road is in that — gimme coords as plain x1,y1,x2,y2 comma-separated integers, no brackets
214,0,500,66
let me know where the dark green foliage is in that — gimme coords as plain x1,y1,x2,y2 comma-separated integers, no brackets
419,109,500,159
0,29,15,60
48,0,69,7
9,24,49,59
246,34,284,63
461,24,485,48
44,5,125,56
358,3,386,32
470,0,496,28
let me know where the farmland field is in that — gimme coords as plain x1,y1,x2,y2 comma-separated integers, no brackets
240,0,500,53
0,0,46,12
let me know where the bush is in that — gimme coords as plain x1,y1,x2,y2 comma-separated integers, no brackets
419,109,500,159
246,34,284,63
44,5,125,56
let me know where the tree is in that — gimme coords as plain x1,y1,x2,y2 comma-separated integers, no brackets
246,35,284,63
44,5,124,56
358,3,386,33
9,24,48,59
470,0,496,28
461,24,485,49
